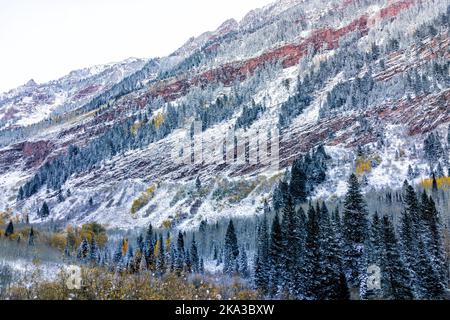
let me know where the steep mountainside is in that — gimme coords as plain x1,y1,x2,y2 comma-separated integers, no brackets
0,58,147,130
0,0,449,231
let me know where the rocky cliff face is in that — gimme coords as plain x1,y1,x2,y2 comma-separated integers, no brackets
0,0,449,230
0,58,147,130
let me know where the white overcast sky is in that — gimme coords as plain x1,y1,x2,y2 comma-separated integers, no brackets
0,0,273,93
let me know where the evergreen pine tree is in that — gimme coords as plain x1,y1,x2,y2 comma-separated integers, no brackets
268,214,283,296
304,203,321,299
136,233,144,252
64,245,71,258
368,212,383,267
185,248,192,273
17,186,23,201
190,236,199,273
78,238,90,261
199,258,205,274
156,234,166,275
290,159,308,204
113,240,123,266
169,244,176,272
254,214,270,295
400,183,421,289
272,180,289,213
436,162,445,177
407,165,416,181
317,202,344,300
4,221,14,237
125,244,135,273
421,193,449,288
239,248,250,278
432,173,438,193
342,174,369,293
175,231,185,275
223,220,239,275
139,253,148,272
195,176,201,190
89,237,99,264
415,240,446,299
280,194,300,295
28,227,35,246
380,216,413,300
40,202,50,218
366,211,383,299
336,272,351,300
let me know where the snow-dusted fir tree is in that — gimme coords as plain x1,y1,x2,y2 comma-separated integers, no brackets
40,202,50,218
139,253,148,272
239,248,249,279
399,183,421,290
280,194,305,296
436,162,445,177
380,215,413,300
268,214,283,296
89,237,99,264
175,231,185,275
156,234,166,275
414,240,446,299
4,221,14,237
112,241,123,266
125,244,135,272
289,159,307,204
28,227,35,246
223,220,239,275
423,132,444,163
366,211,383,299
190,236,199,273
272,179,289,213
304,203,321,299
199,258,205,274
317,202,346,300
342,174,369,296
78,238,90,261
254,213,270,295
420,193,449,290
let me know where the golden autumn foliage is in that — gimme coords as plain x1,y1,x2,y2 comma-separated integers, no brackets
162,219,173,229
131,185,156,215
48,233,67,251
153,112,164,129
130,121,143,135
165,236,171,251
121,238,129,257
421,176,450,190
154,239,160,257
355,157,372,176
5,268,260,300
64,223,108,250
80,223,108,247
66,225,78,249
0,209,14,225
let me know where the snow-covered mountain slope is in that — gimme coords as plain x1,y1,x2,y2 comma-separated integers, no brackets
0,58,147,129
1,0,449,231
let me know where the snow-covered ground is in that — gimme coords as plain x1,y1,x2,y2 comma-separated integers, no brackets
1,258,65,285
